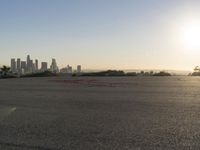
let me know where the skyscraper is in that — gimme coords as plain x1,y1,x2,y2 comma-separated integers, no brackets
77,65,81,73
50,58,58,73
26,55,31,73
30,60,33,73
35,59,38,72
17,58,21,73
41,62,48,72
21,61,26,74
11,59,16,73
67,65,72,73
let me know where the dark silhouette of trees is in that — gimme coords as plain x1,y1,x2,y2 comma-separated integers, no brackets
82,70,125,76
191,66,200,76
80,70,171,77
1,65,10,76
194,66,200,72
153,71,171,76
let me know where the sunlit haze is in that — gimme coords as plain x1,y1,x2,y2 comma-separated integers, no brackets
1,0,200,71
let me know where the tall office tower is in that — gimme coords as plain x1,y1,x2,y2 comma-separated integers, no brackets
17,58,21,73
41,62,48,72
32,63,36,73
21,61,26,74
26,55,31,73
67,65,72,73
77,65,81,73
35,59,38,71
50,58,58,73
30,60,33,73
11,59,16,73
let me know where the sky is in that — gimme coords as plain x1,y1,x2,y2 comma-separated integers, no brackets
1,0,200,71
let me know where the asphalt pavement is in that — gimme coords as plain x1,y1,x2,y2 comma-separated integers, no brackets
0,76,200,150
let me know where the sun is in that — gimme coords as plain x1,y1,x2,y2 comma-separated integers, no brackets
182,21,200,48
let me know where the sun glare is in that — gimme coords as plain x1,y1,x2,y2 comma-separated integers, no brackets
182,21,200,48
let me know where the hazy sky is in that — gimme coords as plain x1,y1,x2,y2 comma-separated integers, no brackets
1,0,200,70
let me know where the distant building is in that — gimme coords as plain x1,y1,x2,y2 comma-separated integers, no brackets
77,65,81,73
41,62,48,72
50,58,59,73
35,59,38,71
26,55,31,73
17,58,21,73
11,59,16,73
21,61,26,69
60,65,73,74
60,68,68,73
30,60,33,72
67,65,72,73
21,61,26,74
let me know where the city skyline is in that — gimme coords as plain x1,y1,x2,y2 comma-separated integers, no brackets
1,1,200,71
10,54,82,74
10,55,57,74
